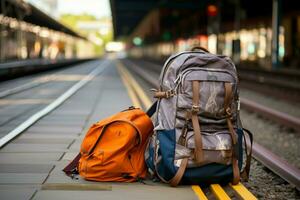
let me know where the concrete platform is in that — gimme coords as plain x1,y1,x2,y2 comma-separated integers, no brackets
0,60,198,200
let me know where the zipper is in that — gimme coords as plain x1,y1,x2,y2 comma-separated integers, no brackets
185,131,232,150
159,51,206,89
177,67,237,94
87,119,142,156
121,106,137,112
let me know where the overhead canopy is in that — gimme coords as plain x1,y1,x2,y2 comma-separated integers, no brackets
110,0,157,39
110,0,212,39
110,0,300,40
0,0,86,40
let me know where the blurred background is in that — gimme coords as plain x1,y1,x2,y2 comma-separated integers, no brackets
0,0,112,62
0,1,299,197
0,0,299,70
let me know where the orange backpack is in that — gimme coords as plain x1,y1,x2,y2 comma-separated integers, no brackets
63,105,155,182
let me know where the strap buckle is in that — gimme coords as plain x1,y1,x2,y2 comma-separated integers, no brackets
165,90,175,98
225,107,232,117
191,105,200,114
152,89,175,99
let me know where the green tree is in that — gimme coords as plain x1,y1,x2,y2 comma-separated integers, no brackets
59,14,113,55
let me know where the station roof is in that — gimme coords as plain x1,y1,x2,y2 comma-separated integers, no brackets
0,0,85,40
110,0,300,40
110,0,209,39
110,0,157,39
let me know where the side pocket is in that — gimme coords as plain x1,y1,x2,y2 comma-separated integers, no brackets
156,129,177,181
237,128,244,170
145,135,156,176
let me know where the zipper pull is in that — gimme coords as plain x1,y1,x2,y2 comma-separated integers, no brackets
121,106,136,112
174,74,183,91
174,73,182,84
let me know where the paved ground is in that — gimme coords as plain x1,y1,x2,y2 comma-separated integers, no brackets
0,60,199,200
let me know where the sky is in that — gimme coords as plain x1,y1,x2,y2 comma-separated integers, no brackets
26,0,111,19
57,0,111,18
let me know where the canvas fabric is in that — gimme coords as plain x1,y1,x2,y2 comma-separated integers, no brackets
145,50,252,186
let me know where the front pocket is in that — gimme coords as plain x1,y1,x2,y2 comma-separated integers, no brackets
79,122,139,181
175,70,237,131
174,129,233,167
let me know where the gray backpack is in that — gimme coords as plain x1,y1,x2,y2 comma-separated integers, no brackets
145,47,253,186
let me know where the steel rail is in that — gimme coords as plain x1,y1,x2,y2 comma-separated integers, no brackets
252,143,300,190
239,82,299,103
122,59,300,190
0,60,109,148
0,60,99,98
240,98,300,132
238,73,300,91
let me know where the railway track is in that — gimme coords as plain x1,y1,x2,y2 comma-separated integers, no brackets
0,60,97,98
121,58,300,191
238,70,300,103
135,58,300,103
0,60,108,147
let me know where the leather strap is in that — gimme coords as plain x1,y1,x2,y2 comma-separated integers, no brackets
146,101,157,117
191,81,204,163
224,82,240,184
63,153,81,177
169,158,188,187
190,46,209,53
153,90,175,99
169,81,203,186
241,128,253,181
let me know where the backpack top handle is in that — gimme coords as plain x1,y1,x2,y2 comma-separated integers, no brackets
190,46,210,53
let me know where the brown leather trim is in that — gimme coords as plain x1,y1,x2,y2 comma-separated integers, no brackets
169,158,188,187
191,81,204,163
241,128,253,181
232,158,240,184
224,82,240,184
178,126,188,146
154,91,167,98
63,153,81,177
153,90,175,99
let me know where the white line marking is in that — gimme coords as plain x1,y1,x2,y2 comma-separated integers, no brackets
0,60,109,148
0,60,98,98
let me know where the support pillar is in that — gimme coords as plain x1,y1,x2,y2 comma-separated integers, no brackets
271,0,282,69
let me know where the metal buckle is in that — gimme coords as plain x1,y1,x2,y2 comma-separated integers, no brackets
226,107,232,117
191,105,200,113
165,90,175,98
150,88,158,92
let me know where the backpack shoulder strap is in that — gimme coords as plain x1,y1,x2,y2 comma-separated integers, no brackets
241,128,253,181
62,153,81,178
224,82,240,184
191,81,204,163
146,101,157,117
169,158,188,187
